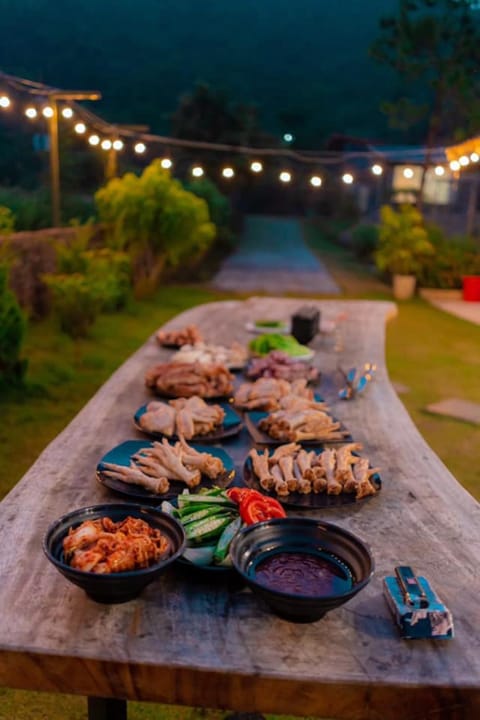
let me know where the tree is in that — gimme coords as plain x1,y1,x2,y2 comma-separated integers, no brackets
370,0,480,189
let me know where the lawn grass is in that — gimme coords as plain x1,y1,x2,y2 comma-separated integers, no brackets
1,225,480,719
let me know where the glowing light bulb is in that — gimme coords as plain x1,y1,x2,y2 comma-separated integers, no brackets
459,155,469,166
279,171,292,183
434,166,445,177
161,157,172,169
342,173,354,184
134,142,146,154
0,95,10,108
403,167,414,179
191,166,204,177
250,161,263,173
450,160,460,171
88,135,100,146
471,152,479,162
74,122,86,134
372,164,383,176
113,139,124,151
25,107,38,119
61,107,73,119
283,133,294,143
42,106,54,118
101,139,112,150
310,175,322,187
222,167,234,178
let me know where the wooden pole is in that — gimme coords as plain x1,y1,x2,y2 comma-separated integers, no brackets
48,98,61,227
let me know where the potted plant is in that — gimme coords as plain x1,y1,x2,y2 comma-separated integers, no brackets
374,204,434,300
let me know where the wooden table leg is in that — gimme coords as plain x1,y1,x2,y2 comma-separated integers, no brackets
87,697,127,720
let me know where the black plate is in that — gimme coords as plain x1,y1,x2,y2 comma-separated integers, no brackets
244,410,352,445
243,449,381,509
134,401,243,442
97,440,235,502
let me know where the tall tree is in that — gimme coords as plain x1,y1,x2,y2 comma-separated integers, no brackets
370,1,480,150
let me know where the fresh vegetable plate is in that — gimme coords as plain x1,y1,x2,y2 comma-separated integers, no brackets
134,401,243,442
242,450,381,510
243,411,352,446
248,332,314,361
96,440,235,502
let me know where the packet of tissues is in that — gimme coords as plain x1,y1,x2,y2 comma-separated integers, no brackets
383,566,454,640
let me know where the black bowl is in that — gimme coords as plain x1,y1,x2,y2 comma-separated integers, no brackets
43,503,186,603
229,518,373,622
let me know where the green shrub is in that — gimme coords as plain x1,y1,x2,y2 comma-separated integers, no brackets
95,160,216,293
84,248,132,311
43,273,101,338
0,206,15,235
417,224,480,289
0,263,27,387
351,224,379,261
375,204,433,277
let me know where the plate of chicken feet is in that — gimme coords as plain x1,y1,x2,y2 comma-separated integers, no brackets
97,438,235,502
134,397,243,442
243,442,381,509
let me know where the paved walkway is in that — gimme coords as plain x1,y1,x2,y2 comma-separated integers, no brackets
211,215,340,295
427,298,480,326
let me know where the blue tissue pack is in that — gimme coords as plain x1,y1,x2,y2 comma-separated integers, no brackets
383,567,454,640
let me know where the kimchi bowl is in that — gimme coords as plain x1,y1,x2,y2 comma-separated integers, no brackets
43,503,185,603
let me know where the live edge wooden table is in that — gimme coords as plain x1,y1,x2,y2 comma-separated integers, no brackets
1,298,479,720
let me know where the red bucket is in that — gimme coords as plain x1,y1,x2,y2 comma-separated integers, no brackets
462,276,480,302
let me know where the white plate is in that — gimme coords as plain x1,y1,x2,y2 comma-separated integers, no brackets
245,321,290,335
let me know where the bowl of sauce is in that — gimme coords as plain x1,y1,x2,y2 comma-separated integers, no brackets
229,518,373,622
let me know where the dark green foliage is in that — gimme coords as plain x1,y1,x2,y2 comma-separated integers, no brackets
43,272,101,338
0,263,27,387
417,224,480,288
351,224,379,260
0,188,95,231
0,206,15,235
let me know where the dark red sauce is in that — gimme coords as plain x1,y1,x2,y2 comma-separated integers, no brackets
254,551,353,596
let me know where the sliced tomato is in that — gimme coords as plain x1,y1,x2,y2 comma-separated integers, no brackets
226,487,264,504
239,496,287,525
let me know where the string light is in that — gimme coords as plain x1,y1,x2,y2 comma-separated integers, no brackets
101,139,112,150
283,133,294,143
191,166,204,177
88,134,100,146
250,161,263,173
279,171,292,183
434,165,445,176
25,107,37,119
0,95,10,108
74,122,86,134
61,107,73,119
160,157,172,169
371,164,383,176
112,139,124,151
471,152,479,162
134,142,146,154
450,160,460,171
221,166,234,178
342,173,354,184
403,167,414,179
459,155,469,166
42,106,54,118
310,175,322,187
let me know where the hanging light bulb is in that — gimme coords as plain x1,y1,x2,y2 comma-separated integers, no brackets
112,139,124,151
42,106,54,118
449,160,460,171
222,167,234,179
88,135,100,146
161,157,173,169
191,166,204,177
61,107,73,119
134,142,146,154
101,139,112,150
470,152,479,163
250,160,263,173
403,167,414,179
310,175,322,187
74,122,86,134
459,155,469,166
342,173,354,184
25,107,38,119
279,171,292,183
434,166,445,177
0,95,11,108
371,164,383,176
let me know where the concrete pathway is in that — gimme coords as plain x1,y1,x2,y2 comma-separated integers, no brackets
427,298,480,326
212,215,341,295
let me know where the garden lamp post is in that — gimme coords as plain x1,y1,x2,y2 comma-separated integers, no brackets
48,89,101,227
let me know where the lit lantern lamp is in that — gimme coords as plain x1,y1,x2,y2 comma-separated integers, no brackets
61,107,73,119
160,157,172,169
434,166,445,177
371,164,383,176
101,139,112,150
88,135,100,146
459,155,469,167
250,161,263,173
471,152,479,163
279,171,292,183
112,139,124,151
191,166,204,177
0,95,10,108
310,175,322,187
74,122,86,134
42,106,54,118
134,142,146,154
449,160,460,171
403,167,414,179
25,107,38,119
342,173,354,185
222,167,234,179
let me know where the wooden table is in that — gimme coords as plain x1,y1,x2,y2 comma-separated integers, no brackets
1,298,479,720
